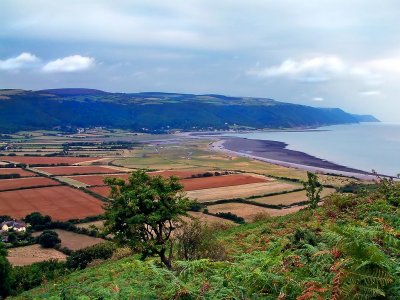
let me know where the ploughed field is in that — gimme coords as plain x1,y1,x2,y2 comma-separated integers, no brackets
0,186,104,221
7,244,67,266
0,177,60,191
35,165,124,176
85,174,271,198
0,156,99,165
0,167,37,177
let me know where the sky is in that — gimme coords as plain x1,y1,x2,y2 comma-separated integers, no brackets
1,0,400,121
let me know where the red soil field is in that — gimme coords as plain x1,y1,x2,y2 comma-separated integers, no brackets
0,177,60,191
0,156,99,165
36,166,123,176
0,186,104,221
181,174,268,191
72,170,221,187
88,186,112,198
69,174,131,186
88,174,268,198
148,170,209,179
0,168,36,177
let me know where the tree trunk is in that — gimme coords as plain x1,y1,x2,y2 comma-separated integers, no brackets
159,249,172,270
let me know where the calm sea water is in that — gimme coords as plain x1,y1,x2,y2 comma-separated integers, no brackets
226,123,400,176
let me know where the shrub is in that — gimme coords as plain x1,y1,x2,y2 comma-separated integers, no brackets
215,212,245,224
175,219,226,261
37,230,61,248
66,242,116,270
10,260,67,295
24,212,52,229
0,243,11,298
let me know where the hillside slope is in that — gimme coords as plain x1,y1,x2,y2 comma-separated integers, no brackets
13,185,400,299
0,89,378,133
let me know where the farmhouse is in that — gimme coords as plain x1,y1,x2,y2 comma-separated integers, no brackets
0,220,27,233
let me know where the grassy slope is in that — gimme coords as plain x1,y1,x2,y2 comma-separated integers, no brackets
14,188,400,299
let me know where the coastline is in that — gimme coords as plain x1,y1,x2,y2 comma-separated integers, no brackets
209,137,378,181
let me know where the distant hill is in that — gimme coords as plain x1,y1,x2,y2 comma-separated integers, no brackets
351,114,380,122
0,88,379,133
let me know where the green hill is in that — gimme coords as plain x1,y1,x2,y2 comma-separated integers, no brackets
11,182,400,300
0,89,378,133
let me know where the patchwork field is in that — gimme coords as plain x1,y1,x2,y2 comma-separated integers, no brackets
206,202,305,222
69,174,130,186
0,167,37,177
187,181,300,202
186,211,236,226
0,186,104,220
88,186,112,197
0,177,60,191
251,188,336,206
7,244,67,266
36,165,124,176
0,156,99,165
33,229,105,251
181,174,268,191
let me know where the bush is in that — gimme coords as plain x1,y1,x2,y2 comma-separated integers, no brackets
37,230,61,248
10,260,67,295
215,212,245,224
175,219,226,261
24,212,52,229
66,242,116,270
0,243,11,298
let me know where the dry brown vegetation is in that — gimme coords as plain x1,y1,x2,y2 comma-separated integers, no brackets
7,244,67,266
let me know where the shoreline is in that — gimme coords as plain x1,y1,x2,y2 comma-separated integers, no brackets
209,137,378,181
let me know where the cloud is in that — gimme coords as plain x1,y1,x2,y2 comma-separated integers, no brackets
247,56,347,82
42,55,95,73
359,90,382,96
313,97,324,101
0,52,39,70
364,58,400,73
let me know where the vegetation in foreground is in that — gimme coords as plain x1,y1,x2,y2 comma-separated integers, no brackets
7,173,399,299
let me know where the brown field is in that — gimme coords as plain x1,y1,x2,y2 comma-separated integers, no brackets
252,188,336,206
148,169,209,179
206,202,306,222
7,244,67,266
88,186,112,197
0,168,36,177
0,156,99,165
187,181,300,202
0,177,60,191
186,211,236,226
76,220,105,229
36,166,124,176
70,174,131,186
181,174,268,191
33,229,105,251
0,186,104,221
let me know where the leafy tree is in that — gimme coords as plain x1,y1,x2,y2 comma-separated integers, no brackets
104,170,191,269
37,230,60,248
24,212,51,229
303,172,323,209
0,242,11,298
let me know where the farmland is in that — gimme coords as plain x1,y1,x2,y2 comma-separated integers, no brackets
7,244,67,266
32,229,105,251
0,168,36,177
0,186,104,220
0,156,100,165
35,165,124,176
0,177,60,191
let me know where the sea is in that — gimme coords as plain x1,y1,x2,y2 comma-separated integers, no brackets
226,122,400,177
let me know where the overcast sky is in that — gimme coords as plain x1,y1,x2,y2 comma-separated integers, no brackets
1,0,400,121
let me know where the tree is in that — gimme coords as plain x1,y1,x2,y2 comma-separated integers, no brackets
37,230,61,248
104,170,191,269
0,243,11,298
24,212,51,229
303,172,323,209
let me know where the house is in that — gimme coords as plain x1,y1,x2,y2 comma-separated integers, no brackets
0,220,27,233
